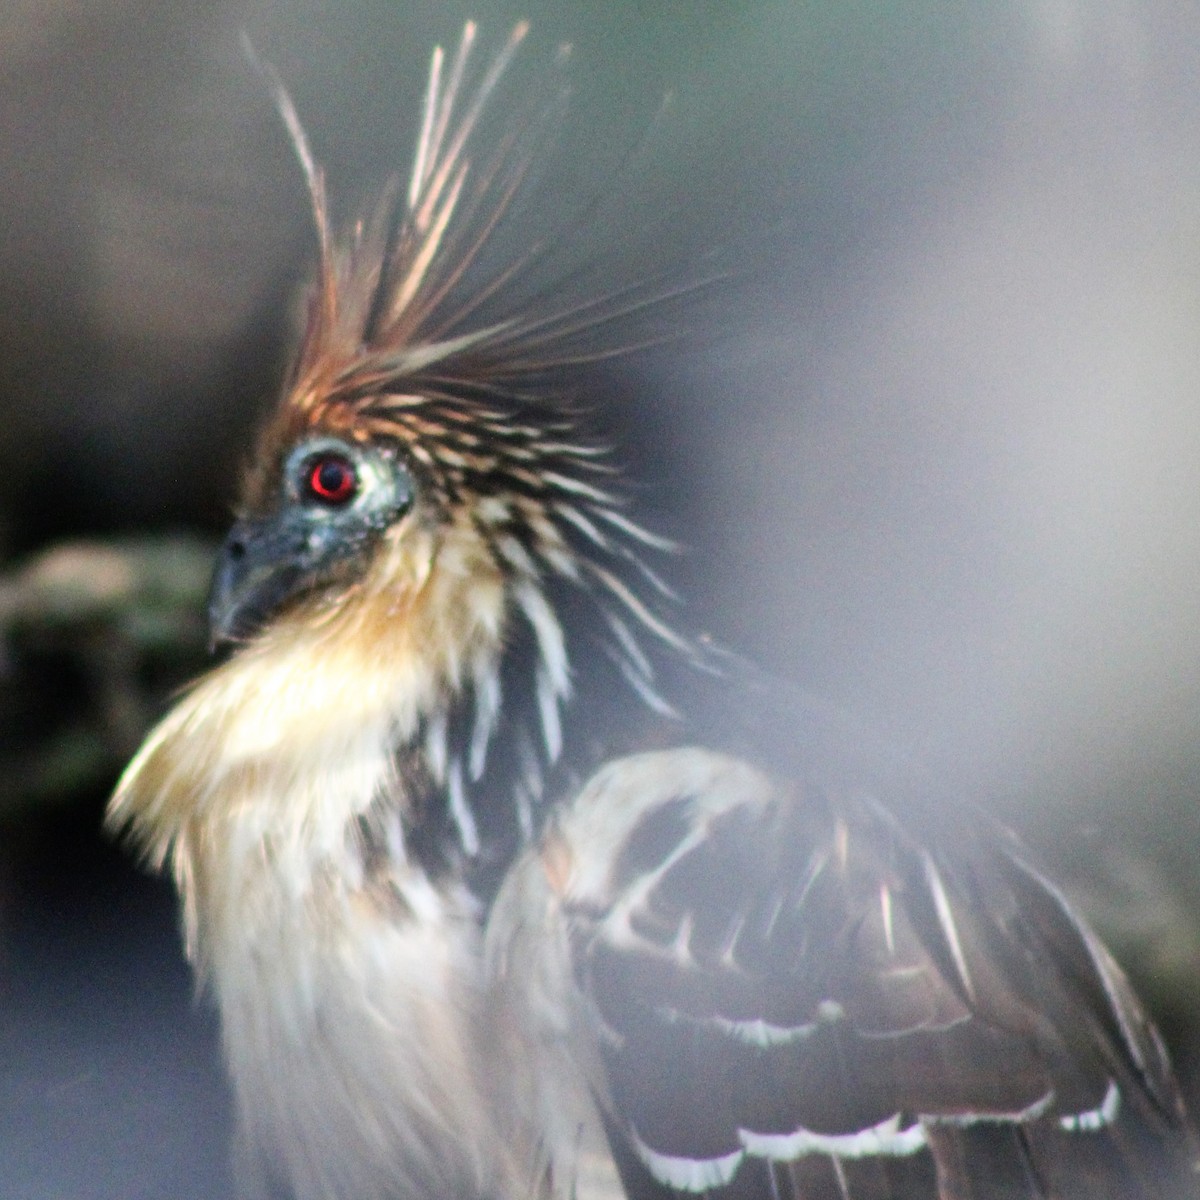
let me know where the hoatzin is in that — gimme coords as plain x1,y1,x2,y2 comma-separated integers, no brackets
109,22,1200,1200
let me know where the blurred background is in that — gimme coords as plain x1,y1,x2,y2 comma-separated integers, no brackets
3,2,1200,1196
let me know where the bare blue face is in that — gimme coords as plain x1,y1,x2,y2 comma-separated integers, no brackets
208,436,415,644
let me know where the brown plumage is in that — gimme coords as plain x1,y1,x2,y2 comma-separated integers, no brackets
109,22,1200,1200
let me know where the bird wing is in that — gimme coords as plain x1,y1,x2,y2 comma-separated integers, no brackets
489,747,1199,1200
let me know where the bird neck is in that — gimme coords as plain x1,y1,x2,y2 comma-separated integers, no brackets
109,518,512,957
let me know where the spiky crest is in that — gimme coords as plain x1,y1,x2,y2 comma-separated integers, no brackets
261,21,554,413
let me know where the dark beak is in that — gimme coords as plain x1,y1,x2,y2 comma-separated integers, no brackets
207,517,312,648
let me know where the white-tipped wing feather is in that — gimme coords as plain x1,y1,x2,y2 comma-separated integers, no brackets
489,748,1200,1200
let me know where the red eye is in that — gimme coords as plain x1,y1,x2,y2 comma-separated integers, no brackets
306,455,358,505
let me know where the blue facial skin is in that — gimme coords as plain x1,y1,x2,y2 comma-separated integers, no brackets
208,436,415,645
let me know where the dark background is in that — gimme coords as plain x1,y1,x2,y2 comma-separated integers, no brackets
3,3,1200,1197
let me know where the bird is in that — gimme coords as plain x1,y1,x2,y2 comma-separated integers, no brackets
108,20,1200,1200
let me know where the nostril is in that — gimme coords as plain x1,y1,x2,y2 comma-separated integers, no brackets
228,539,247,561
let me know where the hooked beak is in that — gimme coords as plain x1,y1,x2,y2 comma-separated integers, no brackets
207,517,314,648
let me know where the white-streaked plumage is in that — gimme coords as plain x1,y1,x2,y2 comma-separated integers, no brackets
109,22,1199,1200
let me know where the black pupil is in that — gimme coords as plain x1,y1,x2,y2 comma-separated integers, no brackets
310,457,355,503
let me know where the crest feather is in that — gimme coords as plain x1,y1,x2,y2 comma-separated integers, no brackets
260,21,580,411
253,21,724,435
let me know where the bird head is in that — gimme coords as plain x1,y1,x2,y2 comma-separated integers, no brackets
111,22,694,891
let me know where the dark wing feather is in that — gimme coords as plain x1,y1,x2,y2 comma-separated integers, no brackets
522,748,1199,1200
